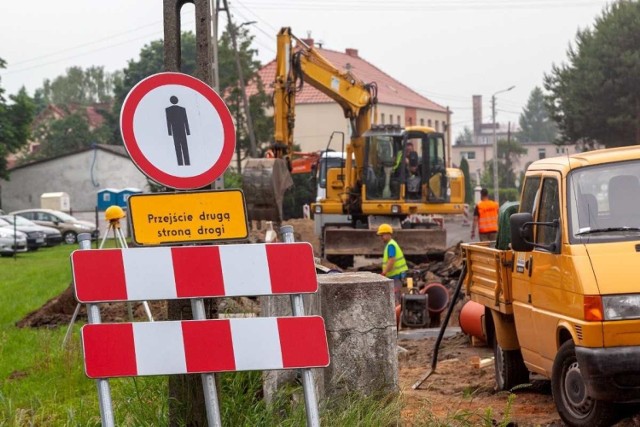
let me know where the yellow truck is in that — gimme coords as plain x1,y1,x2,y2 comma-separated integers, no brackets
462,145,640,427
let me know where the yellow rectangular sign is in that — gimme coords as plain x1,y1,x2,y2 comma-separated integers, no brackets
128,190,249,245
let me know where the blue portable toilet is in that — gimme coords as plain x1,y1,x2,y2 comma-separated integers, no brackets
117,188,143,208
97,188,119,211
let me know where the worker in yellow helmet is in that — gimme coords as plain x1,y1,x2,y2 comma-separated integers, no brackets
377,223,408,304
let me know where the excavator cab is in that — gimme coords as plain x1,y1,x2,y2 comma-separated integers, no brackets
362,125,449,203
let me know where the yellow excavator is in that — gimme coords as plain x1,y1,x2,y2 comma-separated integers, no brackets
243,27,465,268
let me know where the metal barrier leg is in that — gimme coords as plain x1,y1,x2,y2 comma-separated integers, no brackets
281,225,321,427
79,233,115,427
62,303,82,348
191,298,222,427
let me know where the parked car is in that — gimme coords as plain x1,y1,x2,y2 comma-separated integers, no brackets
0,215,63,247
10,209,99,244
0,217,46,250
0,227,27,256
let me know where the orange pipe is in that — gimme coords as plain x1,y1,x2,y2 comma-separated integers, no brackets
459,300,486,340
420,282,449,314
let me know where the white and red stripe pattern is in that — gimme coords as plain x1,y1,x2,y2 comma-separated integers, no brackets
81,316,329,378
72,243,317,303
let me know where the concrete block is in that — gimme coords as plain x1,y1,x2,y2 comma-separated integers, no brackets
260,272,398,403
317,272,398,399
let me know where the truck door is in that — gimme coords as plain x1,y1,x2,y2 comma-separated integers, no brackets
528,172,563,374
511,175,542,369
513,172,563,375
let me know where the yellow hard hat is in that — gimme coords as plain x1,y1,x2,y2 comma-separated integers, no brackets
105,205,125,222
377,223,393,235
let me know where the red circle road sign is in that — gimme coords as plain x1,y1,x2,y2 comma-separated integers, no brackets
120,72,235,190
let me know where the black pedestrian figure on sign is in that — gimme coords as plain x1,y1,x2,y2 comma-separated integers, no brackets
166,96,191,166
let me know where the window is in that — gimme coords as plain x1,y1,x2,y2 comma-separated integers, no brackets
520,176,541,214
435,121,439,132
408,117,413,126
381,113,385,124
482,136,488,145
538,148,546,159
420,118,424,126
397,115,401,125
536,178,560,246
428,119,432,127
461,151,476,160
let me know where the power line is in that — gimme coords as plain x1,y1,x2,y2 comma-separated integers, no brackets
7,20,163,68
238,0,607,11
1,29,168,76
233,0,279,33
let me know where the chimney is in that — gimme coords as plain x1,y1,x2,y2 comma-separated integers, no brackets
301,38,314,47
472,95,482,143
345,48,359,57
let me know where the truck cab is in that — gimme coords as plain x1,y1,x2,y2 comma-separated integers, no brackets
464,146,640,427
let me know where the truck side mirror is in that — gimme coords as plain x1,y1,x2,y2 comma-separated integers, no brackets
510,212,561,253
510,213,534,252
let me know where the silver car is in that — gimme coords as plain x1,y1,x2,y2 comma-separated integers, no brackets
10,209,98,244
0,228,27,256
0,215,63,247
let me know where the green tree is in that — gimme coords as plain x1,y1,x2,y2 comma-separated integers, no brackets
459,157,474,205
455,126,473,145
480,138,526,190
544,1,640,147
31,110,95,158
35,66,117,106
518,87,557,142
0,59,36,178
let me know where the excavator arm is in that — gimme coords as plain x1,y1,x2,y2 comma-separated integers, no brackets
273,27,377,190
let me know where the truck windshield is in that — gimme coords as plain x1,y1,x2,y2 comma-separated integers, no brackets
568,159,640,243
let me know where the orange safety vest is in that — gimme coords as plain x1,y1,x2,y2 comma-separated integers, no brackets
477,200,499,233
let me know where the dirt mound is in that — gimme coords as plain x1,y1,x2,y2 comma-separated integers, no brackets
16,284,169,328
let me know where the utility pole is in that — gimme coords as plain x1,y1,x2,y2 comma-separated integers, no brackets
222,0,258,158
491,85,515,204
210,0,220,93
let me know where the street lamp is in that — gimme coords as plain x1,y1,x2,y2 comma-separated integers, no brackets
491,85,515,204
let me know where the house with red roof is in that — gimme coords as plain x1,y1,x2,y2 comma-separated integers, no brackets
249,39,452,154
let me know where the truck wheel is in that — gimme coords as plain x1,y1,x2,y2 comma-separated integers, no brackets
493,335,529,390
551,340,617,427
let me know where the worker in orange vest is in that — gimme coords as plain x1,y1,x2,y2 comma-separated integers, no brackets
471,188,499,241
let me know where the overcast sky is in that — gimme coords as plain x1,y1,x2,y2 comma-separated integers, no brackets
0,0,612,139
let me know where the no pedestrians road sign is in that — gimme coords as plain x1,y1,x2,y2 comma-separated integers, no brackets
120,72,235,190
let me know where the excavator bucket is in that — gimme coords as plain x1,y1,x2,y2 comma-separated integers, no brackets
242,158,294,222
323,228,446,256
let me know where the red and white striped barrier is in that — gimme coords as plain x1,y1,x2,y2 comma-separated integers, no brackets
72,243,317,303
81,316,329,378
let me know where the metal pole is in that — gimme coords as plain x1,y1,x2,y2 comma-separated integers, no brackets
492,95,498,204
280,225,321,427
210,0,220,93
79,233,115,427
191,299,223,427
491,85,515,205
